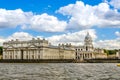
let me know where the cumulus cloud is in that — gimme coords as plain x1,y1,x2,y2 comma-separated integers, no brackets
0,32,42,46
0,9,67,32
115,31,120,37
57,1,120,30
109,0,120,9
0,9,32,28
1,30,120,49
95,38,120,49
0,37,5,46
47,29,97,45
7,32,33,41
29,13,67,32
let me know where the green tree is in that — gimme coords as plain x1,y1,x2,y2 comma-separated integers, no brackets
104,49,109,55
104,49,117,55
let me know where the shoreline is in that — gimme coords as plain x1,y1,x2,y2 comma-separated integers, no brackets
0,59,120,63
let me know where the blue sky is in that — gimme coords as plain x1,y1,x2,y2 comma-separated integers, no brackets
0,0,120,49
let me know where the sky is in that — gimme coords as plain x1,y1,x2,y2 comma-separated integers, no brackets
0,0,120,49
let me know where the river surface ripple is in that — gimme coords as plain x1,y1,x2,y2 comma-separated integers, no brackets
0,63,119,80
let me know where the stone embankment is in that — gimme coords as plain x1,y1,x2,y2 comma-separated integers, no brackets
0,59,120,63
84,58,120,63
0,59,75,63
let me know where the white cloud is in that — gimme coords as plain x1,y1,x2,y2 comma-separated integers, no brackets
115,31,120,37
0,9,32,28
0,38,5,46
47,29,97,45
0,9,67,32
29,13,67,32
7,32,33,41
110,0,120,9
1,30,120,49
1,32,44,43
57,1,120,30
95,38,120,49
47,28,120,49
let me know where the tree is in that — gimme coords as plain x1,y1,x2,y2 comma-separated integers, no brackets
104,49,109,55
104,49,117,55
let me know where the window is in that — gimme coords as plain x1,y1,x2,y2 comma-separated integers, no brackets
32,55,34,59
81,49,83,51
26,55,28,59
76,52,77,56
5,55,7,59
38,55,40,59
15,55,17,59
10,55,12,59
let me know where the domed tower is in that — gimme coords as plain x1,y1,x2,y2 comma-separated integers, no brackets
84,32,94,51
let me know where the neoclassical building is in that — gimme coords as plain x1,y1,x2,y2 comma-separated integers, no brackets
75,32,94,61
3,32,107,61
3,38,75,60
116,50,120,59
75,32,107,61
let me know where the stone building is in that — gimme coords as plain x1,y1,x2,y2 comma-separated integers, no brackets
94,48,107,59
3,32,106,61
75,32,107,61
3,38,75,60
116,50,120,59
75,32,95,61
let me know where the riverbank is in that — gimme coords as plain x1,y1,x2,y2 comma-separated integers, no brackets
0,59,120,63
0,59,75,63
84,59,120,63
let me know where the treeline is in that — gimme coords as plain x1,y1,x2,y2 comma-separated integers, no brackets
104,49,118,55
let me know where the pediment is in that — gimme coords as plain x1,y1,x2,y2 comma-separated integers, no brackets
7,45,14,48
27,44,37,48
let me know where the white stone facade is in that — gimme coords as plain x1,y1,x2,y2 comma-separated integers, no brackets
3,38,75,60
3,32,106,61
75,32,106,61
116,50,120,59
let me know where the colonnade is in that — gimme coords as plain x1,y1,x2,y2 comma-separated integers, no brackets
3,48,43,59
76,52,93,60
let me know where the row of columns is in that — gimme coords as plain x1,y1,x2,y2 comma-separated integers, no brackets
3,50,20,59
23,49,43,59
76,52,93,60
3,49,43,59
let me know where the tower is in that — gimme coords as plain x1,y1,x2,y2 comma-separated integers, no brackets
84,32,94,51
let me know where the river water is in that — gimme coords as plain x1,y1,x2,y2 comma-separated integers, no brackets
0,63,119,80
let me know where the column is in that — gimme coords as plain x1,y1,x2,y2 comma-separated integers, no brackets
28,50,30,59
13,50,15,59
8,51,10,59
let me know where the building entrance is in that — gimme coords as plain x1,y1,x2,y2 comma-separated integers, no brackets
21,50,24,60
